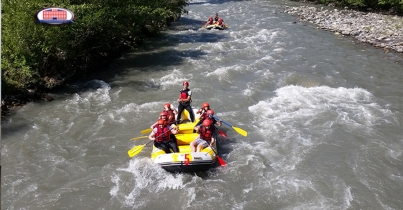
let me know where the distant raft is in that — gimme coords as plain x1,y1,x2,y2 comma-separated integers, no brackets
204,23,228,30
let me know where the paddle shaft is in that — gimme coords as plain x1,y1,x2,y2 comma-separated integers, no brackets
143,140,154,147
141,119,181,134
130,136,148,140
212,116,231,127
209,146,226,166
149,125,176,141
212,116,247,137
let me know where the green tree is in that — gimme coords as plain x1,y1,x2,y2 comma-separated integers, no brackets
1,0,189,93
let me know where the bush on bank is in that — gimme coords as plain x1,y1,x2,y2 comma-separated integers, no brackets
296,0,403,13
1,0,188,94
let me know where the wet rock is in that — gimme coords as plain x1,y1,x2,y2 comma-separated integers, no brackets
42,94,54,102
283,6,403,53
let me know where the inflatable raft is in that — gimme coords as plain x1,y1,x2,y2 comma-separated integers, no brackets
151,108,222,172
204,23,228,30
151,133,219,172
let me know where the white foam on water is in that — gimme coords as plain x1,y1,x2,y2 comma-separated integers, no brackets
238,85,400,208
114,158,192,209
249,86,395,134
205,65,245,83
159,69,193,89
109,173,120,197
246,86,396,172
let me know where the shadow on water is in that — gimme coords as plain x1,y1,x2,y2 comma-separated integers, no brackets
1,118,31,141
117,49,208,69
59,18,228,91
6,16,229,116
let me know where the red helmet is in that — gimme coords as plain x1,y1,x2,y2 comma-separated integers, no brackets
207,110,214,116
158,119,165,125
164,103,171,109
183,81,189,86
160,111,168,117
202,119,212,127
202,102,210,108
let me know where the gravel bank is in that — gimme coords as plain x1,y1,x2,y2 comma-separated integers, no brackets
283,5,403,52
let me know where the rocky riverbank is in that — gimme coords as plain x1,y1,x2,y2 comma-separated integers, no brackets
283,5,403,53
1,91,54,120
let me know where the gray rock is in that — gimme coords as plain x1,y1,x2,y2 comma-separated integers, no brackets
283,6,403,53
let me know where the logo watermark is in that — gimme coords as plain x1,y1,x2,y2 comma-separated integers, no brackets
36,7,74,25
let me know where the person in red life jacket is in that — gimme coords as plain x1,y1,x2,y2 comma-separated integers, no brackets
217,18,224,27
196,102,210,115
190,120,216,152
163,103,178,125
206,16,214,26
194,109,222,132
148,119,179,153
194,102,211,128
176,81,195,123
150,111,169,129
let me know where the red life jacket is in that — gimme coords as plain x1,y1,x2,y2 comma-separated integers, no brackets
166,109,175,124
199,125,213,141
180,89,189,99
207,19,213,25
199,109,210,122
155,126,170,142
179,89,191,104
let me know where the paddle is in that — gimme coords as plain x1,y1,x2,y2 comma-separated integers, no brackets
130,136,148,140
209,146,226,166
140,128,153,135
212,116,247,137
127,141,153,157
140,119,181,134
217,129,227,138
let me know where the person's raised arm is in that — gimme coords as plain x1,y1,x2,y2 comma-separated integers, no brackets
171,125,178,135
148,131,156,141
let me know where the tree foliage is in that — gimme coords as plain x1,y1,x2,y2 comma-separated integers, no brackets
1,0,188,92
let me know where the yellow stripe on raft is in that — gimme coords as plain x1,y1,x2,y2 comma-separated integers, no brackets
177,121,199,134
175,133,198,145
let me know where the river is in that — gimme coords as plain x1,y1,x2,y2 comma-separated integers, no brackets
2,0,403,209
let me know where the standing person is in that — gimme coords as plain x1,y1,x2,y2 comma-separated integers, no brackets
214,13,220,23
164,103,178,125
177,81,195,123
148,119,179,153
190,120,216,152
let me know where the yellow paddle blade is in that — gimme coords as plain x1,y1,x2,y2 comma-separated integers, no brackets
140,128,152,134
128,145,146,157
130,136,148,140
233,126,247,137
